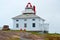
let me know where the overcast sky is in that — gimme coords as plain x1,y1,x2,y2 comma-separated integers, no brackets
0,0,60,33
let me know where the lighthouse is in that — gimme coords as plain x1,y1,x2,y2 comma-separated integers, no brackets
23,3,36,14
12,3,49,33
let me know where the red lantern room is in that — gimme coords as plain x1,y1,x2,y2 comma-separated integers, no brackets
26,2,32,8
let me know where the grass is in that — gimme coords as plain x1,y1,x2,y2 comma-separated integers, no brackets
10,38,20,40
27,31,44,36
26,31,60,40
2,30,20,31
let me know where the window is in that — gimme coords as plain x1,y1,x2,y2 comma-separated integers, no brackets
16,20,19,21
24,23,27,28
32,19,35,21
32,23,35,27
24,19,27,21
16,24,19,28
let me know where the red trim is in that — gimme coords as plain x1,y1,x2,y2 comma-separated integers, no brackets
33,5,36,14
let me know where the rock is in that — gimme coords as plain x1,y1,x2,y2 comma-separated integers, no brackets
2,25,10,30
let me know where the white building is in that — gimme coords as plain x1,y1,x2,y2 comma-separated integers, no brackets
12,3,49,33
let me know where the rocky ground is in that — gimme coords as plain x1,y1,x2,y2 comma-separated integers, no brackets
0,30,60,40
0,30,44,40
0,30,20,40
1,30,60,40
20,31,44,40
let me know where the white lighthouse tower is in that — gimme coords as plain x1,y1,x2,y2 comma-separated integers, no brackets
12,3,49,33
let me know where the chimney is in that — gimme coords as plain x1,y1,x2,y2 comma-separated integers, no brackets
33,5,36,14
